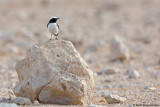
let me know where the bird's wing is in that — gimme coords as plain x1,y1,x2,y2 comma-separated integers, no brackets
57,24,59,29
47,23,49,28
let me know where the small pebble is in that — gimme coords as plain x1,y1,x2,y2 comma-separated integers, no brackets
103,85,112,89
13,97,32,105
128,70,140,79
104,79,112,83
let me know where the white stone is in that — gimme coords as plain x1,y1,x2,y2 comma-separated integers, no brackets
14,39,94,105
0,103,18,107
110,36,130,61
128,70,140,79
104,94,126,104
13,97,32,105
88,105,105,107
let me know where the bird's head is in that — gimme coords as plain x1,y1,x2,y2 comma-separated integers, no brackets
49,16,60,23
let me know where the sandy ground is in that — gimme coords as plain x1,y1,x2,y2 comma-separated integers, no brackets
0,0,160,106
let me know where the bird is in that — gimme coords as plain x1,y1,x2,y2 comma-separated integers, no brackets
47,16,60,40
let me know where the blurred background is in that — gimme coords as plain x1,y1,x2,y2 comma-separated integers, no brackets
0,0,160,105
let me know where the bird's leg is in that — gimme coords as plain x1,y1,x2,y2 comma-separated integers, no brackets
55,34,58,40
50,34,52,40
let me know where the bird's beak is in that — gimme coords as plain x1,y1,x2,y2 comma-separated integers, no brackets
57,18,60,20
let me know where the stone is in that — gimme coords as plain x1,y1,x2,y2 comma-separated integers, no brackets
33,100,40,105
87,105,105,107
0,97,8,103
14,39,94,105
110,36,130,61
99,67,119,75
104,94,126,104
0,103,18,107
0,88,15,103
13,97,32,105
128,70,140,79
103,85,112,89
104,79,112,83
144,86,156,91
90,91,106,105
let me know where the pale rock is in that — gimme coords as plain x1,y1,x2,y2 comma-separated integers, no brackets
144,86,156,91
0,88,15,102
90,92,106,106
33,100,40,105
104,94,126,104
0,103,18,107
110,36,130,61
128,70,140,79
14,39,94,105
13,97,32,105
0,97,8,103
87,105,105,107
99,67,119,75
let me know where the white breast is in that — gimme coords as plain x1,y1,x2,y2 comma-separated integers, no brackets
48,23,59,35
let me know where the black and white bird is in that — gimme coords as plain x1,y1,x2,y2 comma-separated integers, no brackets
47,16,60,40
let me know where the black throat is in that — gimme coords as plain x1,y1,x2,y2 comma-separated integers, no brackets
49,18,57,23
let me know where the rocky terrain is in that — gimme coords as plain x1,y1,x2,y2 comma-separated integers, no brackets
0,0,160,106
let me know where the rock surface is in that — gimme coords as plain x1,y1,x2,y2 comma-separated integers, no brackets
13,39,94,105
0,88,15,103
110,36,130,61
103,94,126,104
0,103,18,107
33,100,40,106
13,97,32,105
144,86,156,91
87,105,105,107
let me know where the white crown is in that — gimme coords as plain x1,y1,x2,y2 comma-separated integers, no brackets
50,16,58,19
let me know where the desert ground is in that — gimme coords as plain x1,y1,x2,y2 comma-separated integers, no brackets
0,0,160,106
